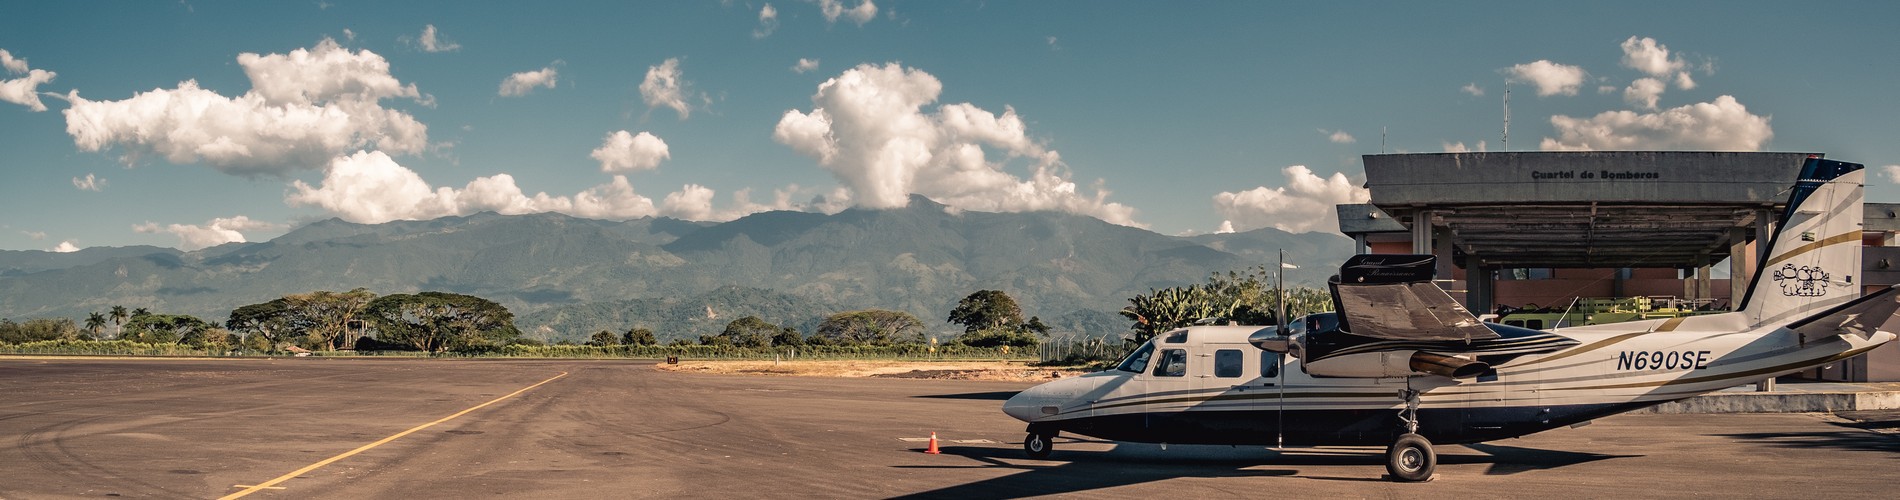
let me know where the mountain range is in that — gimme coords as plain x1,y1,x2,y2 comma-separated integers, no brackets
0,196,1352,342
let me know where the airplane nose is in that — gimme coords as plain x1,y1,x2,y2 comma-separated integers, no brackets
1002,391,1039,422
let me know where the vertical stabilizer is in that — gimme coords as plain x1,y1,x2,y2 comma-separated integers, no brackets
1738,156,1866,327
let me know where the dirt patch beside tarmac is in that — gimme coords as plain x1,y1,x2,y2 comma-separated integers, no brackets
653,360,1087,381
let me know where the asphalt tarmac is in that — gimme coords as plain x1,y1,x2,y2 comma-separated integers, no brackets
2,357,1896,499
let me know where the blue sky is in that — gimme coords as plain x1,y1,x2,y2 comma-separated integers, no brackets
3,1,1898,251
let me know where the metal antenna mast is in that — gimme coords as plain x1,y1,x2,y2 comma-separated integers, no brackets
1503,84,1511,151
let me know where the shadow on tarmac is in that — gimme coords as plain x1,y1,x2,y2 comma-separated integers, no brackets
1714,422,1900,456
890,440,1638,498
912,391,1019,401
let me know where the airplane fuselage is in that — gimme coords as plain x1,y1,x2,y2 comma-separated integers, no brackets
1003,316,1894,447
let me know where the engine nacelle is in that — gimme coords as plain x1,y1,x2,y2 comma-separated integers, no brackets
1302,350,1489,379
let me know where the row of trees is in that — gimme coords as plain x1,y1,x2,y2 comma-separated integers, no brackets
579,290,1054,350
1120,265,1333,344
13,289,521,353
13,266,1334,357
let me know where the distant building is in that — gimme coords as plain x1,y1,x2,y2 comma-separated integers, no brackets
1338,152,1899,382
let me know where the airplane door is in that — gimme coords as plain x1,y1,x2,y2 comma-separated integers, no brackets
1143,332,1194,432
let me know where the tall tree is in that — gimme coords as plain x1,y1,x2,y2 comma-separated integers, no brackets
109,304,130,338
772,326,805,347
708,316,778,348
84,312,107,338
622,327,657,346
364,292,519,352
947,290,1025,334
227,299,298,349
816,310,924,345
588,330,620,347
283,289,376,350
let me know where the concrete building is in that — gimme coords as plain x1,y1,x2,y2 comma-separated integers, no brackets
1337,152,1900,382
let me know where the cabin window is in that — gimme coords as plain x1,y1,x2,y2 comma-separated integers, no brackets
1154,349,1188,377
1261,352,1281,378
1115,344,1155,373
1163,331,1188,344
1214,349,1243,377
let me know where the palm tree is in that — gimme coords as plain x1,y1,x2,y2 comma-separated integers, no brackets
131,307,150,318
84,312,107,339
109,305,128,338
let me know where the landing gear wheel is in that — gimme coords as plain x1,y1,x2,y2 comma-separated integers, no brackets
1385,433,1435,482
1023,431,1055,459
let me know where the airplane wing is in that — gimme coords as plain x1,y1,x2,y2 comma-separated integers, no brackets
1330,254,1499,342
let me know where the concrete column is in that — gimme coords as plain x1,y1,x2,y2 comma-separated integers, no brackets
1467,266,1495,316
1729,227,1748,307
1434,227,1455,280
1756,209,1775,265
1612,268,1627,298
1411,210,1433,255
1353,234,1368,255
1695,265,1713,300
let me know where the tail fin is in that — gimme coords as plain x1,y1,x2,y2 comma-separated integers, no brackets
1737,156,1866,327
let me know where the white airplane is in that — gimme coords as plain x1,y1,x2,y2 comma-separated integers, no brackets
1003,156,1900,481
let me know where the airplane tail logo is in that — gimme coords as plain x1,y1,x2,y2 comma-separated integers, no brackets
1738,156,1865,327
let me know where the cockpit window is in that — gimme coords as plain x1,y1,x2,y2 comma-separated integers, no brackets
1154,348,1188,377
1304,313,1340,334
1261,351,1281,378
1115,343,1155,373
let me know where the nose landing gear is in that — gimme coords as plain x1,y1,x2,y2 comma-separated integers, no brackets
1023,429,1056,459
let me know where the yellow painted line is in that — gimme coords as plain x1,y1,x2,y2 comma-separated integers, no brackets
220,372,569,499
232,485,286,490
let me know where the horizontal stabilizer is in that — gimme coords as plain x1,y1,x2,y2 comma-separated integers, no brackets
1787,284,1900,343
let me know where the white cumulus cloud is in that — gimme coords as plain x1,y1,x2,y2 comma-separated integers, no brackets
1506,60,1586,97
60,38,429,176
417,24,461,53
754,4,780,39
1539,95,1772,151
1623,77,1666,110
72,173,104,191
51,241,79,253
287,150,766,224
0,48,56,112
590,130,670,173
1885,165,1900,184
499,65,559,97
792,58,820,74
1620,36,1694,90
819,0,878,25
773,63,1137,226
1461,83,1484,97
22,230,46,240
640,58,698,120
0,49,28,74
1322,129,1355,144
1212,166,1370,234
133,215,279,251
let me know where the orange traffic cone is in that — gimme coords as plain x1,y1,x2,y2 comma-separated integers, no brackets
924,432,941,454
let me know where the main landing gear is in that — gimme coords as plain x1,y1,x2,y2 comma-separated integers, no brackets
1385,389,1436,482
1023,428,1056,459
